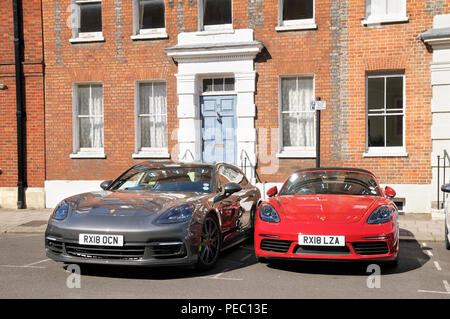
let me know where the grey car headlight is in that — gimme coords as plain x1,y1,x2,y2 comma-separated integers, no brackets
156,205,194,224
367,205,393,224
52,201,70,221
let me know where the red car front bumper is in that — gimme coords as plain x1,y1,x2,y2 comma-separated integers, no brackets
254,219,399,262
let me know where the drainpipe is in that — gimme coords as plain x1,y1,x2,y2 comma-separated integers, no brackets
13,0,26,209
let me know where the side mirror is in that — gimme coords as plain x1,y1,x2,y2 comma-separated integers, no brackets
384,186,396,199
223,182,242,195
442,184,450,193
266,186,278,197
214,183,242,203
100,180,113,190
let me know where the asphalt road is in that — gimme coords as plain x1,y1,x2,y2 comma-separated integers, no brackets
0,233,449,299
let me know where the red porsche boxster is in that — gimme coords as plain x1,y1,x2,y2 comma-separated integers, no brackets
254,168,399,266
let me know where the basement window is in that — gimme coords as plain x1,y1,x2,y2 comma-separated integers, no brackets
69,0,104,43
276,0,317,31
131,0,168,40
199,0,233,31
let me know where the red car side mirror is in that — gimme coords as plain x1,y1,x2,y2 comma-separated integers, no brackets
384,186,396,199
267,186,278,197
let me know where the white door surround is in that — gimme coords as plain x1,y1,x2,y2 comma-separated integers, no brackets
166,29,263,181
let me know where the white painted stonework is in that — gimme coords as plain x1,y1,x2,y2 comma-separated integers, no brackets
45,180,102,208
422,14,450,211
166,29,263,181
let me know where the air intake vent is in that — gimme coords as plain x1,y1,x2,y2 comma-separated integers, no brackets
260,239,292,253
352,242,389,255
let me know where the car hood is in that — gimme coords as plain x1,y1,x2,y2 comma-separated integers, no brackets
274,195,380,224
65,190,205,217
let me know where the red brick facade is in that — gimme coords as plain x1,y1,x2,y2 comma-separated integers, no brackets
38,0,449,211
0,0,45,207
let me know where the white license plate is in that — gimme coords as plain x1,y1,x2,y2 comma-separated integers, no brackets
79,234,124,247
298,234,345,247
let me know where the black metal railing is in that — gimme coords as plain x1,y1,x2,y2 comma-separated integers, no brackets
437,149,450,209
240,149,261,183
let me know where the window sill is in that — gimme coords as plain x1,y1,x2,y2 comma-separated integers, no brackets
276,150,316,159
131,31,168,41
275,23,317,32
196,28,235,36
69,36,105,43
132,151,171,159
362,16,409,26
70,152,106,159
363,148,408,158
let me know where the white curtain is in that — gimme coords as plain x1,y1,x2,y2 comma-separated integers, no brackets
281,77,314,148
90,85,103,149
367,0,405,19
78,84,103,149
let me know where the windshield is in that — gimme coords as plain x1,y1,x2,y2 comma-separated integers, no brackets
279,170,381,196
109,165,213,193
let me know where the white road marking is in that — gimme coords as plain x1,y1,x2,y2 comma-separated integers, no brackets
422,242,427,247
201,268,243,281
434,261,442,271
0,265,46,269
23,259,51,267
443,280,450,293
418,290,450,295
426,250,433,257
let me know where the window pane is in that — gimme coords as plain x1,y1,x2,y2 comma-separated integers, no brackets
224,78,235,91
283,0,313,21
79,2,102,33
368,77,384,110
140,116,152,148
366,0,386,18
386,76,403,109
368,116,385,147
78,85,91,115
140,0,165,29
386,115,403,146
203,0,232,26
213,78,224,91
79,117,92,148
203,79,213,92
387,0,404,16
139,83,152,114
281,78,298,112
90,85,103,116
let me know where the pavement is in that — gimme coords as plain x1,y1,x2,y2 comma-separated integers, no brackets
0,208,446,242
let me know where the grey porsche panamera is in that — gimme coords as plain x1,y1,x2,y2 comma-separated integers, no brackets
45,161,261,270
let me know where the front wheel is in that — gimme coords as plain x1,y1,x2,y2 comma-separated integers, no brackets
196,215,221,271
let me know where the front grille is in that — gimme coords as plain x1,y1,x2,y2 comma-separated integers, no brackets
149,242,186,259
260,239,292,253
352,242,389,255
65,243,145,261
294,245,351,256
46,239,63,255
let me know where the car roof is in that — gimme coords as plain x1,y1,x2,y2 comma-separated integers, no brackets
137,160,214,169
295,167,375,176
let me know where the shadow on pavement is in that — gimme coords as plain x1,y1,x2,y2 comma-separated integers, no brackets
265,239,430,276
64,240,257,280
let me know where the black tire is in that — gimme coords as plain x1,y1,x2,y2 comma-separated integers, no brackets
445,223,450,250
196,215,221,271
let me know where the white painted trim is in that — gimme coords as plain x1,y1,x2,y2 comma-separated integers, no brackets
69,35,105,43
131,32,168,40
363,148,408,157
275,24,317,32
362,16,409,26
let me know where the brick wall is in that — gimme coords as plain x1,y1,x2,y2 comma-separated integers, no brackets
42,0,442,188
0,0,45,190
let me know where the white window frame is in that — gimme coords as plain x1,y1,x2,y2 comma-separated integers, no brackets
133,81,170,159
70,83,105,159
276,0,317,32
277,75,316,159
69,0,105,43
131,0,168,40
364,73,408,158
362,0,408,26
200,76,236,96
198,0,233,32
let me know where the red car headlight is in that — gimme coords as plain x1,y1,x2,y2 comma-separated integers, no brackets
367,205,393,224
259,204,280,223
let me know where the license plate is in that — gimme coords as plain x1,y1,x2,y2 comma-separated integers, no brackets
79,234,124,247
298,234,345,247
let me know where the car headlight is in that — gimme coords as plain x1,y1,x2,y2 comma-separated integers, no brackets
367,205,393,224
259,204,280,223
156,205,194,224
52,201,70,221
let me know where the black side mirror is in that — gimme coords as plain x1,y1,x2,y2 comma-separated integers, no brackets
442,184,450,193
214,183,242,203
100,180,113,190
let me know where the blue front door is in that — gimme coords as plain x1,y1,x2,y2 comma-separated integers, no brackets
201,95,237,165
